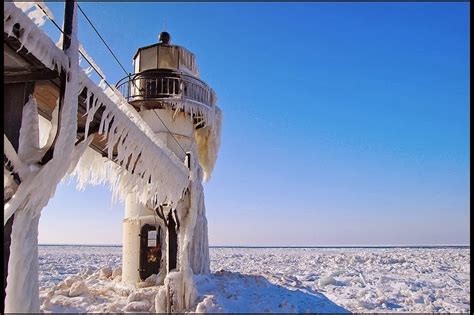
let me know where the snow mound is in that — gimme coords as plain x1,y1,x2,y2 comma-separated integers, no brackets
69,281,89,297
99,267,112,279
112,267,122,279
318,275,337,287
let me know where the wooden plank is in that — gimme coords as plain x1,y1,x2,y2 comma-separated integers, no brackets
4,70,58,84
33,81,60,120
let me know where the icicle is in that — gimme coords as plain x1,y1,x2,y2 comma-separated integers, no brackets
113,128,127,164
13,2,35,13
83,97,100,137
85,88,92,113
102,111,114,138
98,78,107,90
4,3,68,72
4,135,29,180
27,8,46,27
79,43,106,79
17,96,41,164
85,66,93,77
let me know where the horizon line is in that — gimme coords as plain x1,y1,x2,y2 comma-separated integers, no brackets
38,243,470,248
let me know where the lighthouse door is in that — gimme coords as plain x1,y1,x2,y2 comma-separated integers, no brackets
139,224,162,281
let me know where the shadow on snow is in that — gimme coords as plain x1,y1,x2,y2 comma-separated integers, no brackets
195,270,349,313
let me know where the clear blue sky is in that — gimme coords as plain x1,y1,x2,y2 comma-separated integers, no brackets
38,2,470,246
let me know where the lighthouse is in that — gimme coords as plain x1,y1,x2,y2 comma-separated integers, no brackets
117,32,221,287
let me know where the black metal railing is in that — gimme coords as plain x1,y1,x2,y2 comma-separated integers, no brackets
116,70,215,108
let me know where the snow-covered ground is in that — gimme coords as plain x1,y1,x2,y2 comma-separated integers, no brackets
37,245,470,313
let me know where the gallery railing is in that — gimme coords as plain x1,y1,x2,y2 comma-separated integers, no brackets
116,70,216,109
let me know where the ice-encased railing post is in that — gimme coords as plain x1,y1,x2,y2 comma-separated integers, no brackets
188,179,210,274
155,149,210,312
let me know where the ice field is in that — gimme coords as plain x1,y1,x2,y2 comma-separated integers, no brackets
37,245,470,313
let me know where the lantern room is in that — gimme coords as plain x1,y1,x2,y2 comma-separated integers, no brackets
116,32,216,115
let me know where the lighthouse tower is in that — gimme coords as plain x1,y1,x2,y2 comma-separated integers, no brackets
117,32,221,286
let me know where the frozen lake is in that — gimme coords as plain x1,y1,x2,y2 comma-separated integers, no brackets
38,245,470,313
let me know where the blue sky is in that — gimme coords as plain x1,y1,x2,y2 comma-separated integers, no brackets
38,2,470,246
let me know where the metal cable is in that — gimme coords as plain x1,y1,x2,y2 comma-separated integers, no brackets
77,4,129,76
151,109,187,154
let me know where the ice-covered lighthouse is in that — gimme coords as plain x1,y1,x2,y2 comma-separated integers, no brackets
116,32,222,288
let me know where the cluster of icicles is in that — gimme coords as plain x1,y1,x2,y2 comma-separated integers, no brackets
4,1,223,208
